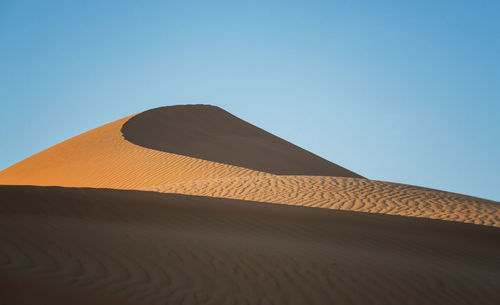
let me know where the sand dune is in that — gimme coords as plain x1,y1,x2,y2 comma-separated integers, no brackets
1,104,500,304
0,105,359,189
1,185,500,305
146,175,500,227
1,105,496,228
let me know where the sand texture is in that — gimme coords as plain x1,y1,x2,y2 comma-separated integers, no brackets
2,186,500,305
1,105,500,304
146,175,500,227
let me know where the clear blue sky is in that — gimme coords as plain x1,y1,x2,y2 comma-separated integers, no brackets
1,1,499,200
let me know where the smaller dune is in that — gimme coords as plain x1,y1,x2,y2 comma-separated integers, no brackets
145,175,500,228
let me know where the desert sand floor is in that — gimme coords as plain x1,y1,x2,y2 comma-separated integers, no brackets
1,186,500,305
1,105,500,304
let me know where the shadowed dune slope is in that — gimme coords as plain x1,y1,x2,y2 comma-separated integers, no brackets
146,176,500,228
1,185,500,305
121,105,362,177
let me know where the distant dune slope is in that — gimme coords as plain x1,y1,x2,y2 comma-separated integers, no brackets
1,186,500,305
0,105,359,189
145,175,500,228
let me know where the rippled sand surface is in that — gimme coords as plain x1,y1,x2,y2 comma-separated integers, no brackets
147,175,500,227
1,105,499,304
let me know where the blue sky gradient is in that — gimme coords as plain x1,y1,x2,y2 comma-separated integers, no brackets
1,1,499,200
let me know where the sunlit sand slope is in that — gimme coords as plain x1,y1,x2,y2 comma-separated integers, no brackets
146,176,500,227
0,114,267,189
1,186,500,305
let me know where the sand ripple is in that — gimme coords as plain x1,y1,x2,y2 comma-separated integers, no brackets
146,176,500,228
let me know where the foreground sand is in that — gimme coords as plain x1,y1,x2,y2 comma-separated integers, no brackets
1,186,500,305
1,105,500,304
